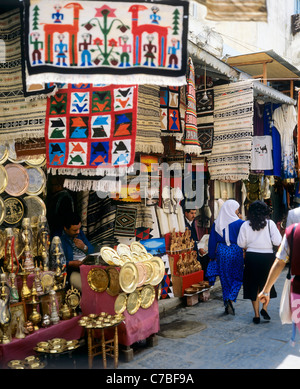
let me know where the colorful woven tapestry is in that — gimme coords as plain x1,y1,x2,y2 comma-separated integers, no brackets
178,58,202,156
45,83,138,175
23,0,189,86
208,80,254,181
0,9,47,142
160,86,182,138
196,86,214,155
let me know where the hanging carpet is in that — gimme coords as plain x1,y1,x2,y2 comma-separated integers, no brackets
207,80,254,181
160,86,183,138
22,0,189,87
196,83,214,155
45,83,138,175
0,9,47,142
114,205,137,237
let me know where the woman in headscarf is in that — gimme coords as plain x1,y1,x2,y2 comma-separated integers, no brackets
208,199,244,315
237,200,282,324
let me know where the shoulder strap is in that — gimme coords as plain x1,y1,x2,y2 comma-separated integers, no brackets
287,223,297,280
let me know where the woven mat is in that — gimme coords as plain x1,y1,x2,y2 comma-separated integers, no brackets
204,0,267,22
0,9,47,142
23,0,188,86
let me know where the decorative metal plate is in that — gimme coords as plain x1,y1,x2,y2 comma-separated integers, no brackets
5,163,29,196
40,272,54,289
119,262,138,293
149,256,165,286
135,262,147,288
126,290,141,315
25,166,46,195
114,292,127,314
87,267,109,293
0,144,8,164
140,285,156,309
0,196,6,225
106,267,121,296
116,243,132,258
25,156,46,167
3,196,26,227
23,196,46,227
0,165,8,194
100,247,119,265
143,261,155,285
130,241,147,255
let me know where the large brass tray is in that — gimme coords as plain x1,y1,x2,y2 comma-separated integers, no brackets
126,290,141,315
0,165,8,194
140,285,156,309
25,166,46,196
3,196,26,227
135,262,147,288
24,196,46,227
0,144,8,164
150,256,165,286
5,163,29,196
119,262,138,293
114,292,127,314
87,267,109,293
130,241,147,255
100,246,120,266
106,267,121,296
143,261,155,285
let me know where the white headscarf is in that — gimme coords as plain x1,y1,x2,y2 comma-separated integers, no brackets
215,199,240,246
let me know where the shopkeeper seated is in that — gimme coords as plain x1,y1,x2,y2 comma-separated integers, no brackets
60,212,94,290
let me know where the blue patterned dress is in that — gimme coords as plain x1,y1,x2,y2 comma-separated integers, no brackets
208,219,244,304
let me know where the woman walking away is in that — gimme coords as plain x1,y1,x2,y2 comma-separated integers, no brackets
208,200,244,315
237,200,282,324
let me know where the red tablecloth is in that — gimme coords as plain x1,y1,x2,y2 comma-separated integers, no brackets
0,315,83,367
80,265,160,346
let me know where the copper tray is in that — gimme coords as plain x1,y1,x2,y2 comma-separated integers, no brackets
106,267,121,296
0,165,8,194
140,285,156,309
5,163,29,196
87,267,109,293
114,292,127,314
126,290,141,315
25,166,46,195
119,262,138,293
135,262,147,287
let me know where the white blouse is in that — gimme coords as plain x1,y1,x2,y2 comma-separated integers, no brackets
237,219,282,254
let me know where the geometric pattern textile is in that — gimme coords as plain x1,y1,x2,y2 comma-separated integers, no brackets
160,86,182,137
0,9,47,142
114,205,137,237
160,254,174,299
208,80,254,181
196,86,214,155
45,83,138,174
23,0,189,86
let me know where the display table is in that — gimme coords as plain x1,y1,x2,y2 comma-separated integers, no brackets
80,265,160,348
0,315,84,367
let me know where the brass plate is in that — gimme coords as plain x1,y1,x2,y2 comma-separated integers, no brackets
126,290,141,315
5,163,29,196
130,241,147,255
143,261,155,285
106,267,121,296
3,196,26,227
117,243,132,258
24,196,46,227
100,246,118,265
119,262,138,293
0,196,6,225
0,143,8,164
25,156,46,167
0,165,8,194
150,256,165,286
87,267,109,292
114,292,127,314
25,166,46,195
140,285,156,309
7,360,26,369
40,272,54,289
135,262,147,287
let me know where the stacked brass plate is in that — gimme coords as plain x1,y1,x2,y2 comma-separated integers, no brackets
150,256,165,285
119,262,138,293
130,241,147,255
106,266,121,296
78,312,124,328
140,285,156,309
114,292,127,314
4,163,29,196
87,267,109,292
34,338,79,354
7,357,46,369
0,165,8,194
126,290,141,315
100,247,121,266
25,166,46,195
116,243,132,258
143,261,155,285
135,262,147,287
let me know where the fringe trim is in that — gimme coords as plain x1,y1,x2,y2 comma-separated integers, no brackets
24,84,58,102
176,143,202,156
135,142,164,154
64,178,119,192
26,73,187,87
0,131,45,142
48,166,129,176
